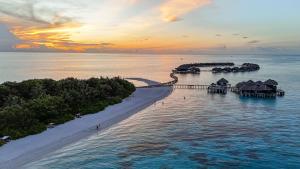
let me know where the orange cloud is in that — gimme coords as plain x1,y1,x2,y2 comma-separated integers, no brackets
160,0,212,22
10,21,102,52
0,0,216,53
15,43,35,49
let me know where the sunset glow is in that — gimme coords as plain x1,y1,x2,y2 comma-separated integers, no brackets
0,0,300,54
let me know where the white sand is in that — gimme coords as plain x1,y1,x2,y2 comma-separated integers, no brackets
0,78,172,169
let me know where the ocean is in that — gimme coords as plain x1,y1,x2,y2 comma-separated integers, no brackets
1,52,299,169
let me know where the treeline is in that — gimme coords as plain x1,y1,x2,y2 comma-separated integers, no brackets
0,77,135,141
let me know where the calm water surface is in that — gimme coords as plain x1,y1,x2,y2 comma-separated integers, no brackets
0,53,299,169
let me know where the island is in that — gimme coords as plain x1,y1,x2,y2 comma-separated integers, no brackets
0,77,135,146
0,78,172,168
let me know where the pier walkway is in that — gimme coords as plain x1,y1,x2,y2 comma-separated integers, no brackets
135,73,284,97
137,73,234,90
136,73,178,88
173,84,233,90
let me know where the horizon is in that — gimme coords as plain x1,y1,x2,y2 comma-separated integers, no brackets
0,0,300,55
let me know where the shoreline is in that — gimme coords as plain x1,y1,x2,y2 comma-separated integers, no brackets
0,78,172,169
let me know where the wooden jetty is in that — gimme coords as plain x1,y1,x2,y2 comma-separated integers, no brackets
137,73,178,88
136,73,285,98
173,84,233,90
173,84,210,89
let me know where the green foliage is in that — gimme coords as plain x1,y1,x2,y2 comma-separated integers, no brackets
0,77,135,145
0,140,5,147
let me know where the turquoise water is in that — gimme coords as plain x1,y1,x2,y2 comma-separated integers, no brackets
1,53,300,168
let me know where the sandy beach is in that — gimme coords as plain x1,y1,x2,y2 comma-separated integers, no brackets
0,78,172,169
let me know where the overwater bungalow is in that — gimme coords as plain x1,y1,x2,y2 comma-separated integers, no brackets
233,79,284,98
223,67,233,73
212,63,260,73
174,62,235,74
217,78,229,86
173,65,200,74
241,63,260,71
208,78,229,94
212,67,222,73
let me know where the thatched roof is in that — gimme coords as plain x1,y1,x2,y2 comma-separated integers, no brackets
246,80,255,85
264,79,278,86
217,78,229,84
236,82,246,88
256,81,264,85
239,85,252,91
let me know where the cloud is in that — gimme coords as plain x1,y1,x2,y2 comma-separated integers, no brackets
0,23,21,51
165,16,182,22
248,40,260,44
15,41,103,52
243,36,248,39
0,1,87,51
0,0,76,26
216,34,222,37
160,0,211,22
99,43,114,48
0,0,153,52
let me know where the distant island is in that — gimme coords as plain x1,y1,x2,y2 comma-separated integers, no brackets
0,77,135,146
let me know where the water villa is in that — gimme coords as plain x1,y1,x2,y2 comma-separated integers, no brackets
212,63,260,73
208,78,230,94
232,79,285,98
173,66,200,74
173,62,234,74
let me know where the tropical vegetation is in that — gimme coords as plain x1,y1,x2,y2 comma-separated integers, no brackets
0,77,135,143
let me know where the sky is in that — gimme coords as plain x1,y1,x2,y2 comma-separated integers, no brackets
0,0,299,54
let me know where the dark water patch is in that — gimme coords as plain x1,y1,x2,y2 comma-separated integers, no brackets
168,146,183,156
188,153,211,166
118,160,133,169
218,160,241,169
190,141,201,147
117,141,170,159
159,164,173,169
227,150,241,156
245,149,260,160
214,143,231,150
